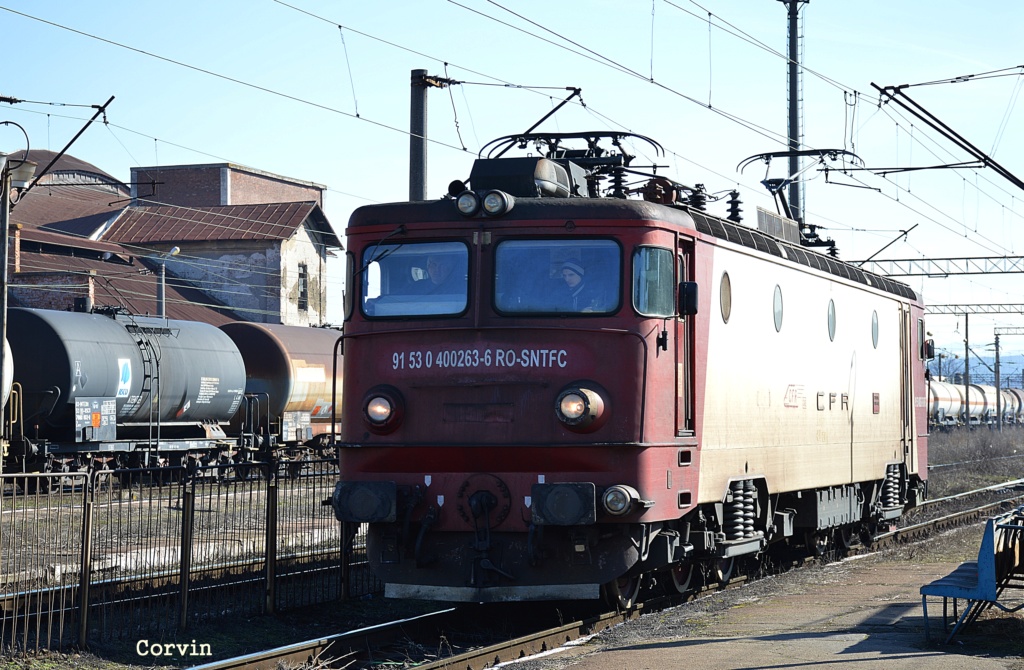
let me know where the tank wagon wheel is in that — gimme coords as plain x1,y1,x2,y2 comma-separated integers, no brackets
232,457,262,481
669,562,697,594
712,557,735,586
603,574,644,610
23,475,50,495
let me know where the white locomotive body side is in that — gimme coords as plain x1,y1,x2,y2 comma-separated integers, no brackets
697,238,922,504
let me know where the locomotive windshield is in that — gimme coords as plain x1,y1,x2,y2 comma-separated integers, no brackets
362,241,469,317
494,239,620,314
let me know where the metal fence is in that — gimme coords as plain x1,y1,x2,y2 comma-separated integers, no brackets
0,459,379,653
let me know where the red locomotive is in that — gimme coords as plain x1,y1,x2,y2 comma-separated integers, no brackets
331,132,930,605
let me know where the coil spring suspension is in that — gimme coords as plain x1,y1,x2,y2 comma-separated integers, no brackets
726,480,745,540
882,465,902,508
743,479,756,538
726,480,758,540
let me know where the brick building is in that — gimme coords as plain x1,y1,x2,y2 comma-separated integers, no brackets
7,152,341,326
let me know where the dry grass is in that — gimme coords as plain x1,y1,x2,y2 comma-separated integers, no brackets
926,428,1024,497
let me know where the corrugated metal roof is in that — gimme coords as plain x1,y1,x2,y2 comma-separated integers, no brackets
12,184,126,236
102,201,341,247
19,227,128,255
13,251,242,325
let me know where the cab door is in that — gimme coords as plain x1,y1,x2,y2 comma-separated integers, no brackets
676,243,694,437
899,305,915,473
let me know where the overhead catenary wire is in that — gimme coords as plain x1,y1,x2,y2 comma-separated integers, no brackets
453,0,1022,260
0,4,469,155
4,2,1019,276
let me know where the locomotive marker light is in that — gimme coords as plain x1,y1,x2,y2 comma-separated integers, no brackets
602,484,641,516
555,384,606,430
363,385,404,433
366,397,392,423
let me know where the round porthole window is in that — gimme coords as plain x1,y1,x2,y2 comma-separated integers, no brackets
773,285,783,332
720,272,732,323
871,310,879,349
827,299,836,342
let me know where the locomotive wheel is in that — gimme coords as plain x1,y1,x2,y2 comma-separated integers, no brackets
603,574,643,610
806,530,832,558
712,557,735,586
669,562,696,594
836,525,859,554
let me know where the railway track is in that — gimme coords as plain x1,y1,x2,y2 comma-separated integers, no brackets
194,478,1024,670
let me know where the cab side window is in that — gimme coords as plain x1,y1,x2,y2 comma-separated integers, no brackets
633,247,674,317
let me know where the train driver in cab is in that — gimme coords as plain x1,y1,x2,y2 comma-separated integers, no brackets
420,254,466,294
560,260,604,312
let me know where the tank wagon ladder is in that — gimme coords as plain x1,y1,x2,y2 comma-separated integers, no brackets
123,321,162,466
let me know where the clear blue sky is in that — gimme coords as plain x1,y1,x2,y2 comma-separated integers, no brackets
1,0,1022,362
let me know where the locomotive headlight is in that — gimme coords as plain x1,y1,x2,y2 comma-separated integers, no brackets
602,484,640,516
555,384,606,431
482,190,515,216
560,392,587,419
363,385,404,434
456,190,481,217
366,396,393,423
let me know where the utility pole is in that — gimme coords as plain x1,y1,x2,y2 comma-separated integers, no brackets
963,314,970,426
409,69,458,201
778,0,808,225
995,333,1001,431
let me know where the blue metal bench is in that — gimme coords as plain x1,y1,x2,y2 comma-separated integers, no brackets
920,506,1024,644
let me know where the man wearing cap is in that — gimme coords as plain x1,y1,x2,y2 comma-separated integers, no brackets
560,260,601,311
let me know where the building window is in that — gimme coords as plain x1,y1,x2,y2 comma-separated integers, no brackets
298,263,308,311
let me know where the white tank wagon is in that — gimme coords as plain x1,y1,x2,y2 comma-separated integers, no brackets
973,385,1000,425
2,339,12,410
1007,389,1024,424
999,389,1020,425
928,380,963,428
959,384,987,425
